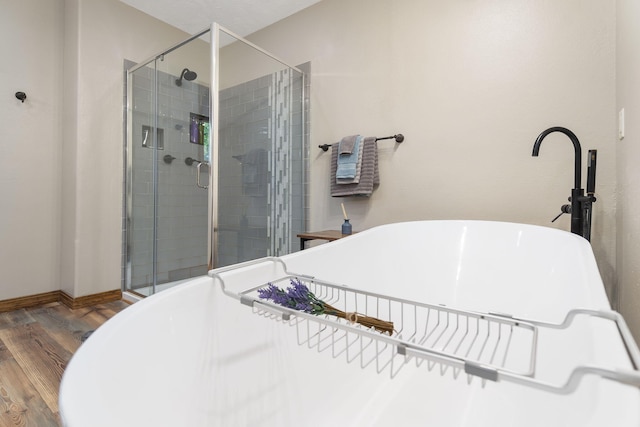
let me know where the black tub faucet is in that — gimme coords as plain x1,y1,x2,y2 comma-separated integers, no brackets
533,127,582,189
532,127,597,240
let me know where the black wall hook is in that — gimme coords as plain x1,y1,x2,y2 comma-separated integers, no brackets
15,92,26,103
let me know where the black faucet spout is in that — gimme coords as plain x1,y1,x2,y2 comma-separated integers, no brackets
532,126,594,239
532,126,582,189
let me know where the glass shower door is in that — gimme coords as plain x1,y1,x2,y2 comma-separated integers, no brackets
154,43,212,291
125,30,212,296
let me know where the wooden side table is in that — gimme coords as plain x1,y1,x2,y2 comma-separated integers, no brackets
296,230,354,250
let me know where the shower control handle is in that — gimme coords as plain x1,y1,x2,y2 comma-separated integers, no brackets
196,161,210,189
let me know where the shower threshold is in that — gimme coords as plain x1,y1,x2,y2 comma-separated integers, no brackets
128,277,203,298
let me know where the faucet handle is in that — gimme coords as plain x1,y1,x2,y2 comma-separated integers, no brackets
551,204,572,223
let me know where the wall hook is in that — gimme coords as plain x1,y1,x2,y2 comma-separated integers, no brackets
15,92,26,103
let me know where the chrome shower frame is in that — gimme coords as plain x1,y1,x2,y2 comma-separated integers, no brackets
124,23,307,296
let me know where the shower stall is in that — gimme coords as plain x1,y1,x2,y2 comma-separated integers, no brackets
124,24,308,297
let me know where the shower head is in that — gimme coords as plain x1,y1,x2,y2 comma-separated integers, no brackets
175,68,197,86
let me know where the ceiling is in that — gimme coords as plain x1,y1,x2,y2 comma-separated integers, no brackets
120,0,322,38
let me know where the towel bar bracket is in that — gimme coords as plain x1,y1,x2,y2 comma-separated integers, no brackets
319,133,404,152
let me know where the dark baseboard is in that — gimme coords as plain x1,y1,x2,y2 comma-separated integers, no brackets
59,289,123,309
0,289,123,313
0,291,60,313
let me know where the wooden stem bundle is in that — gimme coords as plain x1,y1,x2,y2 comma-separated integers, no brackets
324,303,394,335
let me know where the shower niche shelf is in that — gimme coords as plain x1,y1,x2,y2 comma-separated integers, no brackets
141,125,164,150
210,257,640,395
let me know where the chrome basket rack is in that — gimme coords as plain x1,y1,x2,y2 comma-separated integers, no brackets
210,257,640,394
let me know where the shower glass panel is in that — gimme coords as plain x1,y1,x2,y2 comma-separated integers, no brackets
125,30,212,296
212,25,307,268
124,24,307,297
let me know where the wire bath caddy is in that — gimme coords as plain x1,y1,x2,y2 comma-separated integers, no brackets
210,257,640,394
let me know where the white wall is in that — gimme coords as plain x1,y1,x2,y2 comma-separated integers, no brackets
616,0,640,342
0,0,64,299
248,0,618,301
1,0,196,300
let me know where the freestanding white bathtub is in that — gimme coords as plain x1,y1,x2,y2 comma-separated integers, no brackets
59,221,640,426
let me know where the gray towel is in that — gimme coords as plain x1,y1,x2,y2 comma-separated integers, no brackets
336,135,361,179
337,135,365,184
339,135,358,155
331,137,379,197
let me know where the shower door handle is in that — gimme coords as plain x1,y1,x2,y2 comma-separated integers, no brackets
196,161,210,189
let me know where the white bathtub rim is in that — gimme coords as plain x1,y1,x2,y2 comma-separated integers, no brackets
59,221,636,427
60,275,640,427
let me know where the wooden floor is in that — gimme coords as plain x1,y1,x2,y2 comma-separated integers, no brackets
0,300,130,427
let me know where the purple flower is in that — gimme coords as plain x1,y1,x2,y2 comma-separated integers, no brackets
287,280,311,305
287,279,325,314
257,284,292,307
258,279,326,315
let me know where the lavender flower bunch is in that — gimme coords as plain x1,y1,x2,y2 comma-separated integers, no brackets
257,278,394,335
257,279,334,315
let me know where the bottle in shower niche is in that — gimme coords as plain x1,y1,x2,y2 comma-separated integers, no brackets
203,122,211,162
342,219,352,235
190,116,198,144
